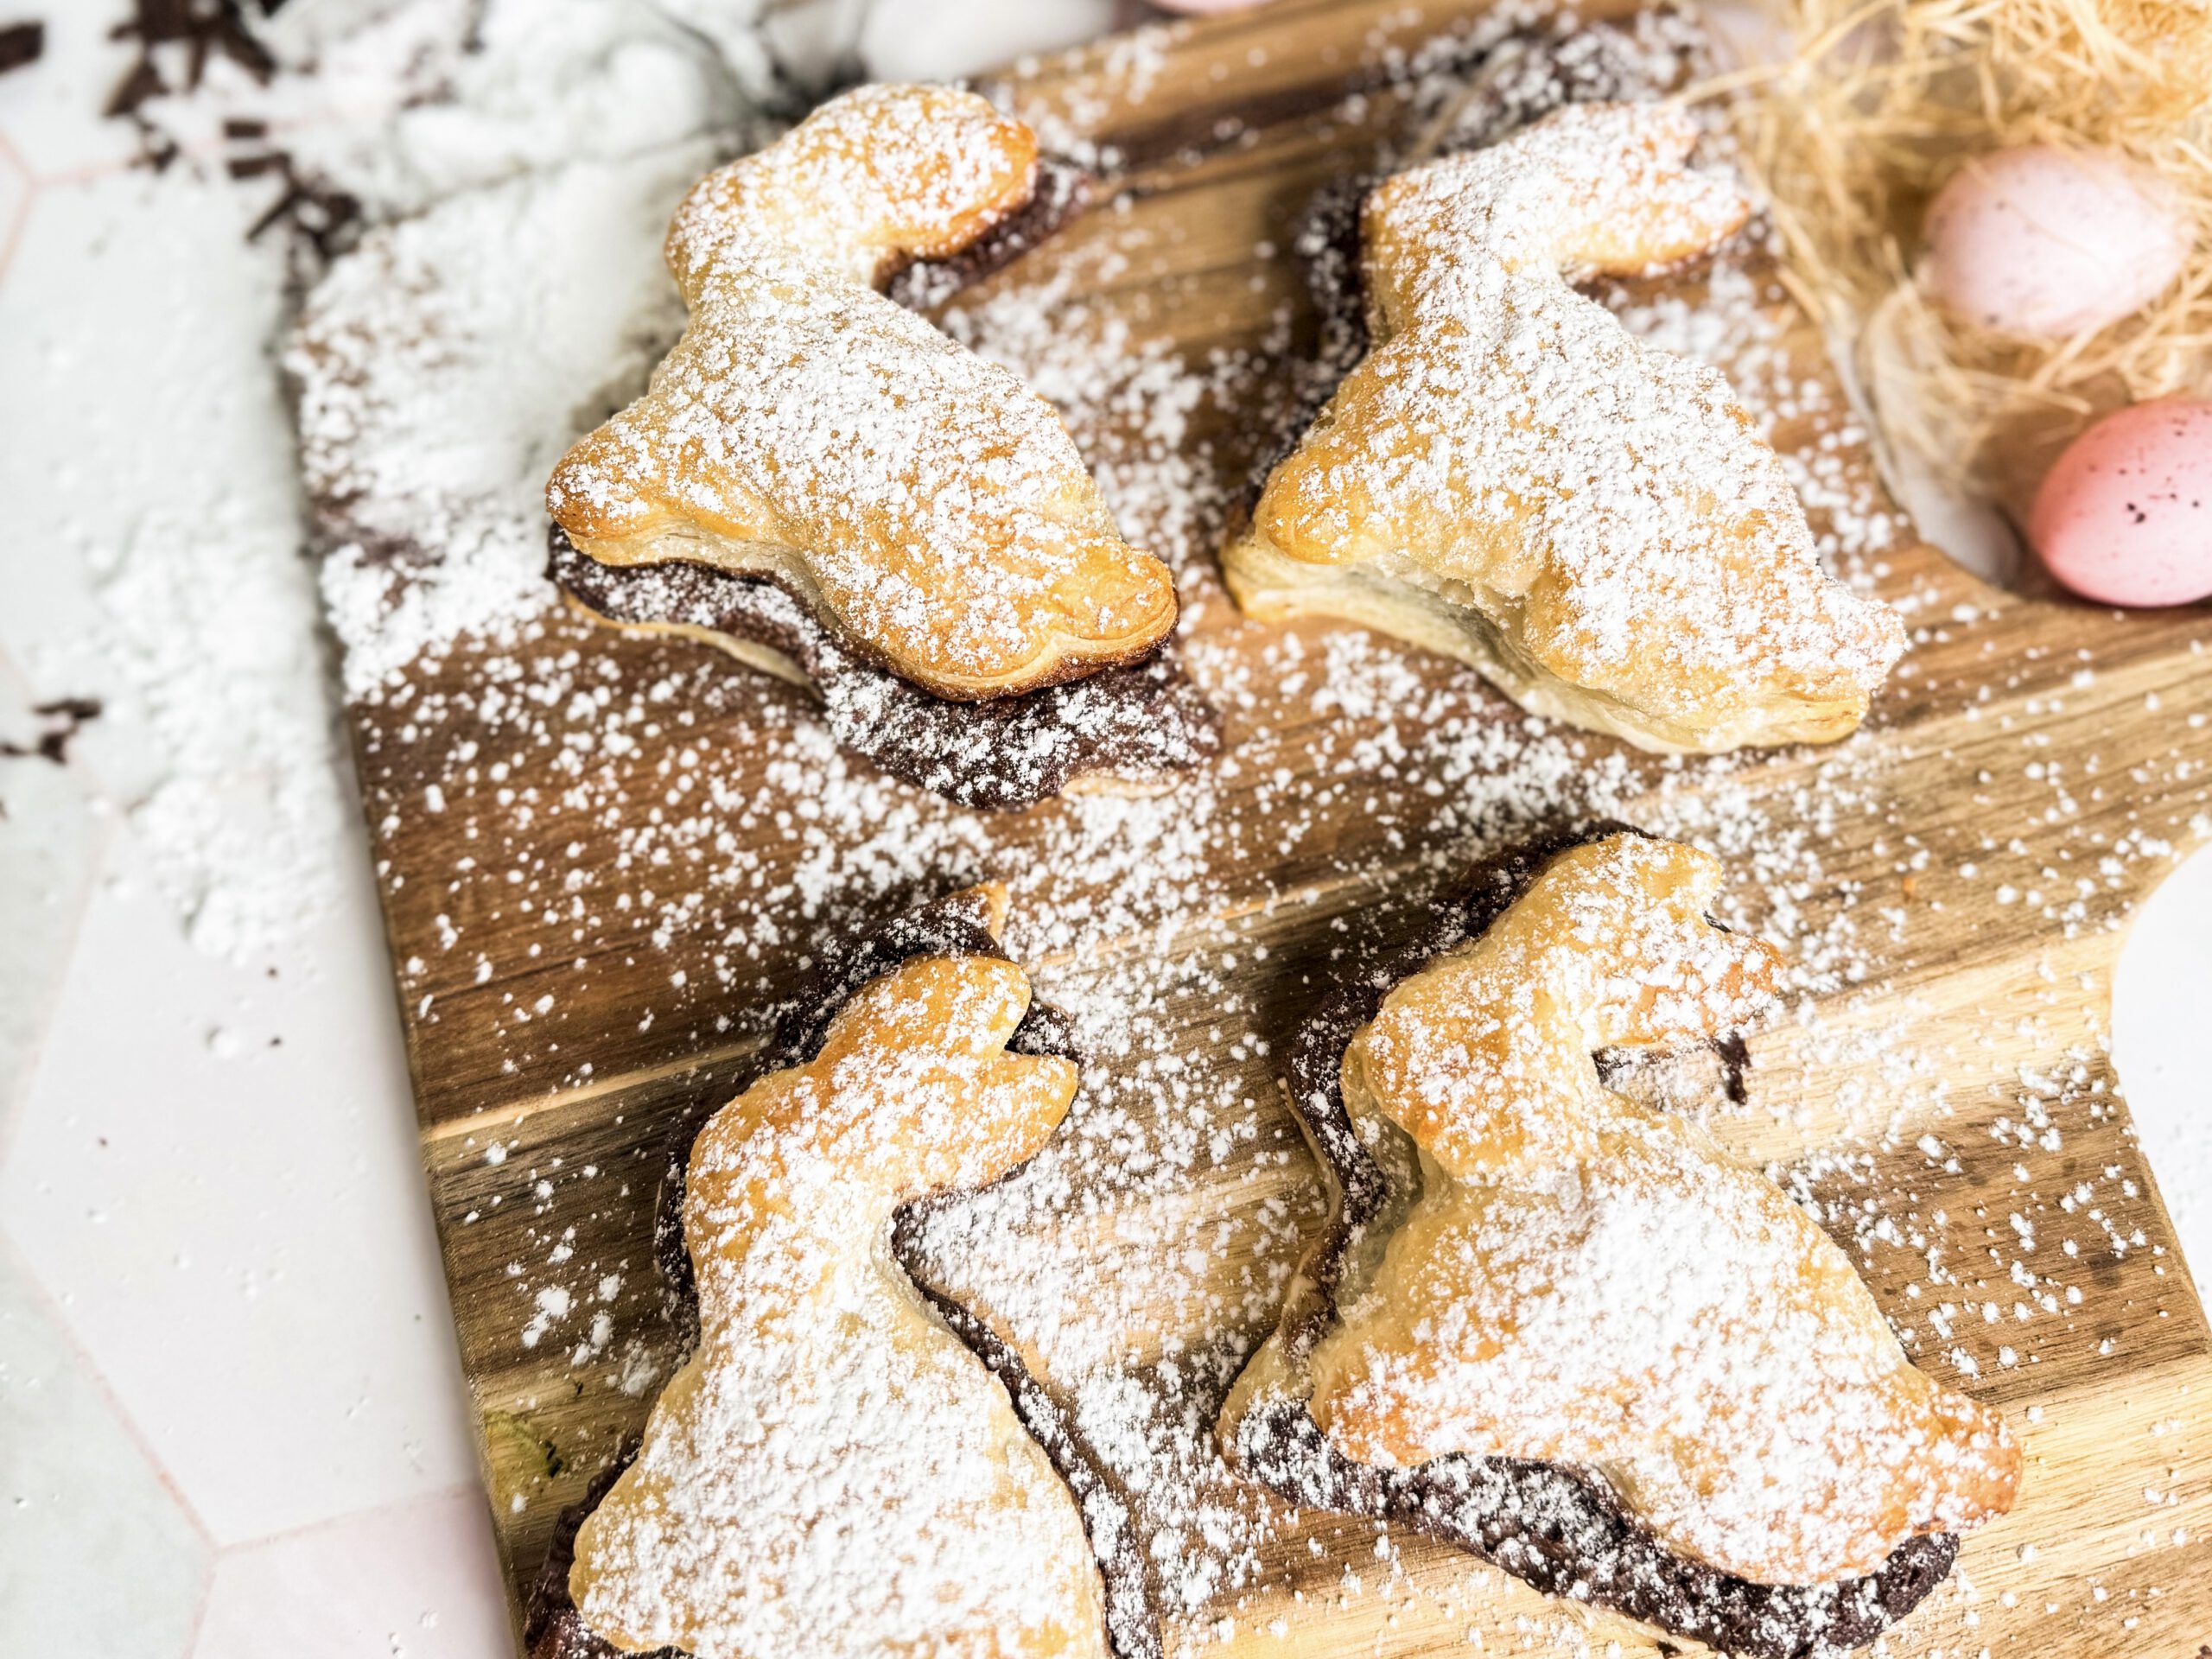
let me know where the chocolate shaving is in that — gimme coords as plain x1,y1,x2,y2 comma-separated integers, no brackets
549,528,1218,811
1230,825,1962,1659
101,0,360,256
526,887,1161,1659
1714,1029,1753,1105
0,697,101,766
243,156,360,258
0,21,42,76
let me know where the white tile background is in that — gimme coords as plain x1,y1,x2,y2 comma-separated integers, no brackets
0,3,2205,1656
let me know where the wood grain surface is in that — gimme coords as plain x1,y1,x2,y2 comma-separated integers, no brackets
334,2,2212,1654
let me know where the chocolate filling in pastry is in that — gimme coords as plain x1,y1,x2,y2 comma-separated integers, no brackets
524,887,1162,1659
544,136,1209,815
887,155,1095,311
550,528,1218,811
545,88,1214,795
1221,826,1963,1659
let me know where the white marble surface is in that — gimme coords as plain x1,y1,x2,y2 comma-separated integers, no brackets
0,3,2205,1656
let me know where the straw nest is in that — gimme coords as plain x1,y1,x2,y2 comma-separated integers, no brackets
1711,0,2212,514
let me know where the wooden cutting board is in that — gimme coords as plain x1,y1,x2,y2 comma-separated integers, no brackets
335,1,2212,1653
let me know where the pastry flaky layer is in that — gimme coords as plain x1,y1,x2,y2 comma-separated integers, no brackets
1223,834,2020,1596
545,83,1178,702
569,936,1109,1658
1222,102,1908,753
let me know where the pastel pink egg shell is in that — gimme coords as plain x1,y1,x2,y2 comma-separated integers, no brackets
2029,401,2212,607
1150,0,1276,12
1923,147,2188,338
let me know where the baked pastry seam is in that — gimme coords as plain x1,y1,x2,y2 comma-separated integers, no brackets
547,526,1218,810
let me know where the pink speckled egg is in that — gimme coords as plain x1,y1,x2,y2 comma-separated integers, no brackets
1924,147,2187,338
2028,401,2212,607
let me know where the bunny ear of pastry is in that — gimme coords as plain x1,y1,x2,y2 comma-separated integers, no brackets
1224,101,1906,753
1305,836,2021,1587
569,950,1107,1658
546,84,1179,702
664,82,1042,291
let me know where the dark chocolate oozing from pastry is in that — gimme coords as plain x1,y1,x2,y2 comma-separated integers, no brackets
550,528,1219,811
524,887,1162,1659
550,151,1216,812
523,1454,682,1659
1227,826,1961,1659
888,156,1095,311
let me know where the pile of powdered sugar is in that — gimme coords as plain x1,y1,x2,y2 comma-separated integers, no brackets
42,0,779,963
291,141,712,695
68,0,1022,963
7,162,354,964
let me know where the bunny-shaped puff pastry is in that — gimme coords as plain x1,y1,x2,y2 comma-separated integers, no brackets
1261,834,2019,1588
1222,103,1906,753
568,948,1108,1658
547,84,1177,701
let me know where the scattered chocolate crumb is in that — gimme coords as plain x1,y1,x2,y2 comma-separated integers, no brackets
1715,1030,1753,1104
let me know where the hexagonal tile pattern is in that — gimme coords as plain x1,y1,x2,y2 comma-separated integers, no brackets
0,654,111,1155
0,135,29,276
0,821,479,1544
0,1242,211,1658
190,1487,512,1659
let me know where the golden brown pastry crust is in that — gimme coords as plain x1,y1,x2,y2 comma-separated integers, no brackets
1231,835,2019,1588
546,83,1178,702
569,947,1109,1658
1222,103,1907,753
